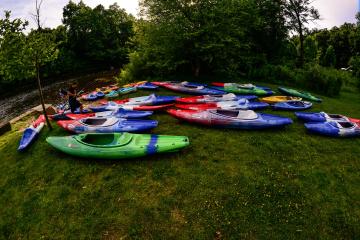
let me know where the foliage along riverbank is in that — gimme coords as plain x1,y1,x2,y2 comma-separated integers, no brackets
0,83,359,239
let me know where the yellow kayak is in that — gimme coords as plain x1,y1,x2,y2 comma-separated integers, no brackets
124,81,147,88
260,96,302,104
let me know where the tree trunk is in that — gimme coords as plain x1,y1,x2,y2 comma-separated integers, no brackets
193,59,201,77
298,19,304,67
36,59,52,130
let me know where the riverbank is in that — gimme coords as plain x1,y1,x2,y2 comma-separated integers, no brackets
0,83,359,239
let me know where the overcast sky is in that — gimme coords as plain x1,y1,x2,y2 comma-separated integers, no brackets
0,0,358,30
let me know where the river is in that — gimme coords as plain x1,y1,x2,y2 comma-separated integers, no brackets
0,71,117,125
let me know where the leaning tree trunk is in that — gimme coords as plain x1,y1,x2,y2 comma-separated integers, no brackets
36,58,52,130
298,20,305,68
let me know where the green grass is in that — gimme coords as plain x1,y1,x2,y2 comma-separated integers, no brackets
1,83,360,239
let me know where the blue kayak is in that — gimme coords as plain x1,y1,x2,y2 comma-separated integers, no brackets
96,91,105,98
58,117,158,134
52,109,153,121
18,123,45,151
273,101,312,111
105,90,119,98
295,112,357,123
305,121,360,137
137,82,159,90
82,93,98,101
114,94,179,105
118,87,137,95
175,99,269,111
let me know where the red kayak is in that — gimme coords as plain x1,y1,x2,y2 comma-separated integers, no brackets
175,100,269,111
33,115,46,128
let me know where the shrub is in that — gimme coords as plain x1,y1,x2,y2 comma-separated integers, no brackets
117,52,148,85
248,64,345,96
349,56,360,88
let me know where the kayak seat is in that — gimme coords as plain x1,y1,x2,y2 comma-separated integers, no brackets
78,133,133,147
82,118,108,126
327,114,343,119
338,121,355,129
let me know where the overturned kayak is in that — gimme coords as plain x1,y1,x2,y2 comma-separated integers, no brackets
153,81,225,95
168,109,292,129
278,87,322,102
295,112,360,124
261,96,302,104
176,93,257,103
175,99,269,111
110,94,179,106
57,117,158,133
90,102,173,112
212,82,273,96
46,132,189,159
305,121,360,137
18,122,45,151
52,109,153,121
273,101,312,111
118,86,137,95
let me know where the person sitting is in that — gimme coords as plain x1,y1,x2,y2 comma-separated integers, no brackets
68,84,83,113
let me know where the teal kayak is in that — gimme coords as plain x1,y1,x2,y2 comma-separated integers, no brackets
46,133,189,159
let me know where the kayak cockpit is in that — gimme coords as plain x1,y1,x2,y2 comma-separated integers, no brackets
80,117,118,127
211,110,258,120
75,133,133,147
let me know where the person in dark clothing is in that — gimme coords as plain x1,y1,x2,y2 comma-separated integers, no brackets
68,84,83,113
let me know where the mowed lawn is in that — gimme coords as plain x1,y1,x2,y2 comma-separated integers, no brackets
0,82,359,239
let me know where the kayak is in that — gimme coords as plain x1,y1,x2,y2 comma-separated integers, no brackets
118,87,137,95
18,122,45,151
176,93,257,103
105,90,119,99
33,115,46,127
168,109,292,129
175,99,269,111
295,112,360,125
57,117,158,133
46,132,189,159
110,94,179,106
52,109,153,120
305,121,360,137
90,102,173,112
153,82,225,95
96,91,105,98
278,87,322,102
260,96,302,104
273,101,312,111
81,92,98,101
124,81,147,88
212,82,273,96
137,82,159,90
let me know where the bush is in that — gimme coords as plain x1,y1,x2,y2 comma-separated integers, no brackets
117,52,149,85
248,64,345,97
349,56,360,88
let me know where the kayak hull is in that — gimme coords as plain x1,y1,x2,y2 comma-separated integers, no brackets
261,96,302,104
57,117,158,133
211,82,273,96
273,101,312,111
305,122,360,137
168,109,292,129
90,103,173,112
176,94,258,103
158,83,225,95
294,112,360,124
278,87,322,102
175,101,269,111
18,123,45,151
46,133,189,159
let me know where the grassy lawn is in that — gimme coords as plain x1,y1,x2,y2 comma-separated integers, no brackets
0,82,359,239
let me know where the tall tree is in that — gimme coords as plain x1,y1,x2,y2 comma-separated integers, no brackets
29,0,58,130
284,0,320,67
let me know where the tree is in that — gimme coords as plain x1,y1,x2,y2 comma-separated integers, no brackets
303,35,317,63
284,0,320,67
323,45,336,67
0,11,31,83
27,0,58,130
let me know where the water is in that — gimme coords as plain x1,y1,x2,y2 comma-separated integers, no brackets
0,71,117,125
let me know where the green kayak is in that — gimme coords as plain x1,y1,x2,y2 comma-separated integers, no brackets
278,87,322,102
46,133,189,159
212,82,273,96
